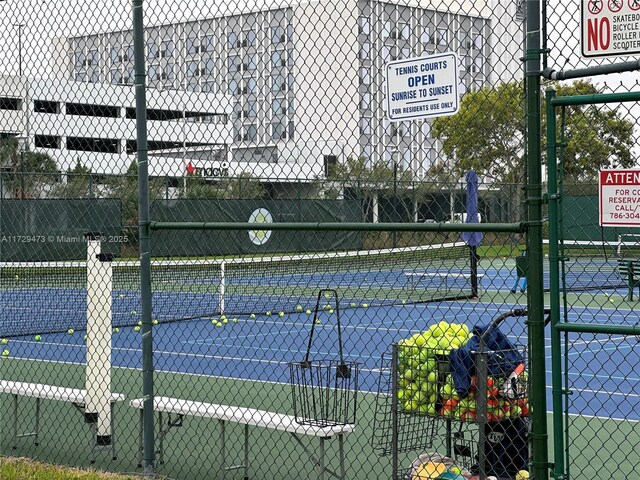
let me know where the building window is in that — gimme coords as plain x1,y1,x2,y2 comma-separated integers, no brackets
271,74,285,92
359,68,370,85
187,60,199,78
66,103,118,118
228,31,238,49
360,117,371,135
148,65,160,82
74,51,85,68
288,121,294,140
272,98,285,117
421,28,432,45
247,77,257,94
437,28,448,46
0,97,21,110
272,25,285,44
160,40,174,58
34,135,61,149
271,122,285,140
34,100,59,114
110,69,121,84
67,136,120,154
272,51,285,68
383,21,391,38
124,45,133,62
147,42,158,59
360,92,371,110
228,79,239,95
88,49,99,66
163,63,175,80
186,37,200,55
202,35,214,53
246,53,257,71
358,16,370,35
247,124,257,141
243,29,256,47
360,42,370,60
228,55,240,72
203,81,216,93
399,23,410,40
110,46,120,63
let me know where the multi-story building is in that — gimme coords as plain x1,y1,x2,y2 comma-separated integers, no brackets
0,75,233,179
38,0,522,185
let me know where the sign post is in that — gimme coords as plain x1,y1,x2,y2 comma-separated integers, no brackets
384,52,459,121
599,169,640,226
582,0,640,57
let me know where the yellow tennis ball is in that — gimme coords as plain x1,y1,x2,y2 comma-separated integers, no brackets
131,310,137,315
279,312,285,317
515,471,530,480
2,349,9,356
610,298,615,303
296,305,303,312
222,318,228,324
1,338,7,345
362,303,369,308
67,329,74,334
113,328,119,333
329,309,334,314
306,309,312,315
220,315,227,321
250,313,256,319
315,319,321,325
134,326,141,332
118,294,125,298
34,335,41,341
153,319,159,325
232,318,238,323
266,311,271,316
216,322,222,327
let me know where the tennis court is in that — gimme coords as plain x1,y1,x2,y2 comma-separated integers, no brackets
2,256,640,480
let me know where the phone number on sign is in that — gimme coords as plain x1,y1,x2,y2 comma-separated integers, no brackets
608,212,640,220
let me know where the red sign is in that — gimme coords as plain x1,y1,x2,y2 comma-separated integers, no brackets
599,169,640,226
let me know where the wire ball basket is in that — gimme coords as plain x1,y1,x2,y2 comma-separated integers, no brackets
289,289,359,427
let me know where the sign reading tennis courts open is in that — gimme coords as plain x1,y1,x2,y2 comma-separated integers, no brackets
599,169,640,226
385,52,459,121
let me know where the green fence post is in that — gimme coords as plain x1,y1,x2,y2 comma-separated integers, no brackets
132,0,155,476
546,88,566,479
526,1,550,479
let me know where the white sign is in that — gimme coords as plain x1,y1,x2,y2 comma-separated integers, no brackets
599,169,640,226
582,0,640,58
385,52,459,121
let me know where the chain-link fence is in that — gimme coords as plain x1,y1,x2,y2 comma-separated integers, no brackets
1,1,639,479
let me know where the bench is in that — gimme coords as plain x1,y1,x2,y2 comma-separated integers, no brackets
130,396,354,480
0,380,125,463
617,259,640,300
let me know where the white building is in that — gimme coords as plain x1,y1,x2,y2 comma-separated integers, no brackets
3,0,524,187
0,75,233,178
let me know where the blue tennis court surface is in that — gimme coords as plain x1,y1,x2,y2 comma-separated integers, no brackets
4,299,640,422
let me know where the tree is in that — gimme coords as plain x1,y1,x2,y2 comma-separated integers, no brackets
50,159,92,198
0,137,59,198
431,80,635,184
179,172,267,199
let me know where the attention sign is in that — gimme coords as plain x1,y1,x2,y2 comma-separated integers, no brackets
599,169,640,226
385,52,459,121
582,0,640,57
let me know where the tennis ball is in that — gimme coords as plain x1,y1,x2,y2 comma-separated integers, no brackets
222,318,228,324
216,321,222,327
131,310,137,315
515,470,530,480
220,315,227,321
212,319,217,325
67,329,74,334
137,320,143,326
296,305,303,312
1,338,7,345
134,326,141,332
323,304,331,310
329,309,334,314
266,311,272,316
362,303,369,308
34,335,41,341
84,335,88,341
315,319,321,325
279,312,285,317
113,327,119,333
153,319,159,325
118,294,125,298
250,313,256,319
450,466,462,475
350,302,356,307
306,309,312,315
2,349,8,356
15,275,19,280
232,318,238,323
610,298,615,303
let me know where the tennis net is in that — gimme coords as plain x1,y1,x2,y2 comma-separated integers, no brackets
545,239,627,292
0,241,476,337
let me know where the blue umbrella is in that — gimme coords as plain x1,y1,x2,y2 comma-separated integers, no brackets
461,170,483,247
461,170,482,298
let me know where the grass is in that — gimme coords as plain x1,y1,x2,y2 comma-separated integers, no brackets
0,457,147,480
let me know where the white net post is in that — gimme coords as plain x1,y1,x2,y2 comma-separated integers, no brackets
219,260,225,316
85,232,113,445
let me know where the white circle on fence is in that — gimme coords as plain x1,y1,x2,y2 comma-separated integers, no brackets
248,208,273,245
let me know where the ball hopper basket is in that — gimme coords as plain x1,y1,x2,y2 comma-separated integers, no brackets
289,289,360,427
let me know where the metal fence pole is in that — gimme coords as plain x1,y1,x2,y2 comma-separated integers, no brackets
132,0,155,475
525,1,549,479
